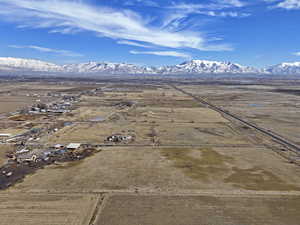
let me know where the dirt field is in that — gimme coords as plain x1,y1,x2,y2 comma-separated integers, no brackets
0,193,99,225
96,194,300,225
0,96,36,113
0,145,13,166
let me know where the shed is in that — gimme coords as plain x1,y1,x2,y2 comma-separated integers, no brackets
66,143,81,150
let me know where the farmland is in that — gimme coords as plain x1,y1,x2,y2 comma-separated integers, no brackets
0,77,299,225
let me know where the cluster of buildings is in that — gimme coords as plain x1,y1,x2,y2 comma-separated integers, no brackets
9,143,83,164
106,134,133,143
0,128,42,144
25,95,78,114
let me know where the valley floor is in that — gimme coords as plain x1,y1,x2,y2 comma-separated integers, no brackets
0,77,300,225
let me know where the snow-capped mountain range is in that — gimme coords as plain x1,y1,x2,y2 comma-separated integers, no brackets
0,57,62,72
158,60,262,74
0,57,299,75
266,62,300,75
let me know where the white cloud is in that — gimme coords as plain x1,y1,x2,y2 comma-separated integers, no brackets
293,52,300,56
163,1,249,32
8,44,83,57
266,0,300,9
124,0,159,7
117,40,152,48
217,0,245,7
169,0,245,11
196,10,250,17
0,0,232,52
130,50,191,58
276,0,300,9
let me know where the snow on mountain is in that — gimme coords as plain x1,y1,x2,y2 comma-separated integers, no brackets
0,57,62,72
62,62,156,74
158,60,259,74
0,57,299,75
267,62,300,75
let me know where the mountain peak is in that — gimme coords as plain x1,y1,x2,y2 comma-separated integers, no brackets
267,61,300,75
169,59,256,74
0,57,299,75
0,57,61,72
280,62,300,67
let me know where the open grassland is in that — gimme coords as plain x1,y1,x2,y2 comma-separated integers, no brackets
0,96,36,113
155,123,251,146
161,147,300,191
46,118,248,146
1,80,300,225
0,128,26,136
45,122,153,145
7,146,300,192
126,107,229,123
52,92,246,146
0,145,14,166
0,193,99,225
181,83,300,144
59,106,114,122
79,89,200,108
96,194,300,225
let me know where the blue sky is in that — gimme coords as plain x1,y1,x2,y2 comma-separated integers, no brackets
0,0,299,67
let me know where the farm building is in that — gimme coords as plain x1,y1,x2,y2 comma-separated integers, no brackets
66,143,81,150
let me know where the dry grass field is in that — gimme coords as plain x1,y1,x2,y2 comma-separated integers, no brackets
96,194,300,225
1,80,300,225
0,128,26,136
48,91,249,146
59,106,114,122
47,113,249,146
45,122,153,145
0,96,36,113
155,123,251,145
128,107,229,123
7,146,300,192
181,84,300,144
0,193,99,225
0,145,13,166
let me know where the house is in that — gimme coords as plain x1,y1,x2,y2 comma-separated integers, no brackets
66,143,81,150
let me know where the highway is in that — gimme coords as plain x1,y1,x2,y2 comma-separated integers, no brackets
171,85,300,154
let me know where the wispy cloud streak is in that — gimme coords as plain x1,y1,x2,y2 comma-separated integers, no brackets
117,40,153,48
169,0,245,11
276,0,300,9
8,44,83,57
265,0,300,9
162,0,249,34
130,50,191,59
293,52,300,56
0,0,232,51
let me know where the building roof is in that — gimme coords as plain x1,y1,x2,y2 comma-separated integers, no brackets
0,133,12,137
66,143,81,149
54,144,64,148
